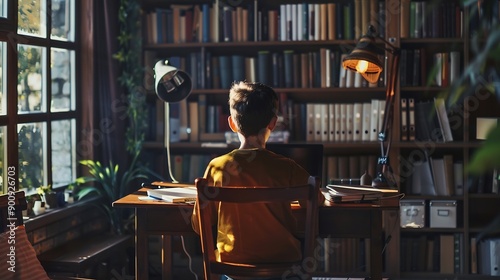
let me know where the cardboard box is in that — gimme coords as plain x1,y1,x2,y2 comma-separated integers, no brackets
400,200,425,228
429,200,457,228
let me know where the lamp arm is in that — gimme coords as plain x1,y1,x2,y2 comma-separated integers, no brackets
372,44,400,190
378,48,400,148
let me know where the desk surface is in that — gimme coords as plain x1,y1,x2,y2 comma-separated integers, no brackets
113,187,399,209
113,186,399,280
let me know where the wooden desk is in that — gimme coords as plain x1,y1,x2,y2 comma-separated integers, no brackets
113,188,398,280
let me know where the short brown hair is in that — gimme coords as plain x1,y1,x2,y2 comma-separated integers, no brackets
228,81,279,137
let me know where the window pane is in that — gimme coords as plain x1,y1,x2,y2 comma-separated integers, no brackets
0,42,6,115
51,119,75,187
18,122,47,192
18,44,46,113
51,48,75,111
51,0,75,41
0,0,6,18
18,0,47,37
0,126,5,193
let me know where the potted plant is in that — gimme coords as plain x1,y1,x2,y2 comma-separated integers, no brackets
36,185,58,209
73,149,160,235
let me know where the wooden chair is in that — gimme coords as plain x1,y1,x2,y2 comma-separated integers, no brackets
194,177,320,280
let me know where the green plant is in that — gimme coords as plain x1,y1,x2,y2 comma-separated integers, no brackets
36,184,53,199
446,1,500,175
74,145,163,233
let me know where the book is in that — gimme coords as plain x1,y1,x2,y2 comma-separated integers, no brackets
430,157,449,196
147,186,197,203
353,102,363,141
478,238,500,276
369,99,379,141
401,98,408,141
434,97,454,142
306,103,315,141
440,235,455,274
408,98,416,141
471,237,478,274
327,184,399,194
443,154,455,195
411,153,437,195
324,186,383,203
453,161,464,195
188,101,199,142
361,102,371,141
328,103,335,141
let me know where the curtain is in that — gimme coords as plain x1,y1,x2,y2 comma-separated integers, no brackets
91,0,127,169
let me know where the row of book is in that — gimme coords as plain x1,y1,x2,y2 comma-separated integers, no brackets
302,100,386,143
400,234,462,273
144,0,386,44
170,154,213,185
322,238,370,274
399,49,461,87
145,49,382,91
399,0,463,39
325,155,379,185
148,48,460,92
467,169,500,194
404,153,464,197
166,95,388,144
400,97,459,143
159,96,459,147
402,235,500,276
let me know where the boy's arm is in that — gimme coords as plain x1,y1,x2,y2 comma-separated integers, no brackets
299,176,325,207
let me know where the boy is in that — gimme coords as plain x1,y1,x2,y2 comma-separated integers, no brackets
191,81,324,266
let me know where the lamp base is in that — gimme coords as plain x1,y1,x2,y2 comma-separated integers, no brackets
371,157,398,190
372,171,397,190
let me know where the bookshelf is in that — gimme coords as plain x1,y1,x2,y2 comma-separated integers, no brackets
139,0,500,279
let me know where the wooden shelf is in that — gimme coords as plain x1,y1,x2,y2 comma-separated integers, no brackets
140,1,499,279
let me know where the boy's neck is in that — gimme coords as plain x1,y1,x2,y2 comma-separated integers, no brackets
238,134,267,149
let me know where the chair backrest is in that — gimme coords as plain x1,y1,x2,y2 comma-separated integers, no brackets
194,177,320,280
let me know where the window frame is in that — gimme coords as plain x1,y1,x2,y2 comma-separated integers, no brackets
0,0,81,194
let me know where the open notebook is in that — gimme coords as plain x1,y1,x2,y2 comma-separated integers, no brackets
147,186,197,203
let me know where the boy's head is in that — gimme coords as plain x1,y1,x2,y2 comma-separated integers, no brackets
228,81,279,137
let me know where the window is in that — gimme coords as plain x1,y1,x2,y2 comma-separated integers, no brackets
0,0,77,194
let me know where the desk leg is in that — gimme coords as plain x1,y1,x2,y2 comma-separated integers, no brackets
136,209,149,280
370,210,383,280
162,235,173,280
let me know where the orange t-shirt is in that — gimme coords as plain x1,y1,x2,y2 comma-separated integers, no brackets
192,148,323,264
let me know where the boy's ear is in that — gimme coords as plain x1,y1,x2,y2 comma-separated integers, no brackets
228,116,238,132
268,115,278,131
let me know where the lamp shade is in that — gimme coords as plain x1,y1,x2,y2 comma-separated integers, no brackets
342,35,384,84
154,60,192,103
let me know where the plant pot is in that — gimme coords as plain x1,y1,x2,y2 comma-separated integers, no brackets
44,192,58,209
57,191,67,207
33,201,45,215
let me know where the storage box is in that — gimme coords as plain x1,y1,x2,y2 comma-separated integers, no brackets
429,200,457,228
400,200,425,228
